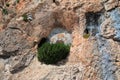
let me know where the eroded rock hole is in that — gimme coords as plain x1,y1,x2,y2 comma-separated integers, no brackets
85,12,102,36
53,0,55,3
38,38,48,47
84,28,89,34
52,0,60,5
37,28,71,65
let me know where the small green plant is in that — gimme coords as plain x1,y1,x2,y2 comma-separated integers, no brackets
0,1,9,15
22,13,28,22
38,43,70,64
2,8,8,15
83,33,90,39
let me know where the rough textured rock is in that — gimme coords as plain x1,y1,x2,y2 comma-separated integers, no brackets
0,0,120,80
101,18,116,39
0,60,5,80
103,0,119,11
11,57,84,80
0,27,35,73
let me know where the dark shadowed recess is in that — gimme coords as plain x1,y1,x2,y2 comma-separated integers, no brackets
85,12,102,36
53,0,55,3
38,37,48,48
86,12,101,26
0,50,19,59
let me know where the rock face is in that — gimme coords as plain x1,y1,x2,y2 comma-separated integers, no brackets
0,0,120,80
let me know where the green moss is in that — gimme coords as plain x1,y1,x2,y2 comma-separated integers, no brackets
37,43,70,64
2,8,8,15
83,34,90,39
22,13,28,22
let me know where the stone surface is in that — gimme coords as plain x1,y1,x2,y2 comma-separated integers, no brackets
0,59,5,72
0,59,6,80
11,57,84,80
103,0,118,11
101,18,116,39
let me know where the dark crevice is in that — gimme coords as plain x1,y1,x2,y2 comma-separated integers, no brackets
38,37,48,48
86,12,101,26
0,55,10,59
2,50,19,56
53,0,60,6
53,0,55,3
8,27,23,33
84,28,89,34
0,50,19,59
10,65,26,74
85,12,102,36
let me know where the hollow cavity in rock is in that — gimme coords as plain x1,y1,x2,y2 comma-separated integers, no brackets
85,12,103,36
38,37,48,48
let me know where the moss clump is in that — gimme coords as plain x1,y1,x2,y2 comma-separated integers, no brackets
83,33,90,39
2,8,8,15
38,43,70,64
22,13,28,22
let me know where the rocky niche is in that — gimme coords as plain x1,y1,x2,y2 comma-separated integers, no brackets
37,27,72,65
85,12,103,36
38,28,72,45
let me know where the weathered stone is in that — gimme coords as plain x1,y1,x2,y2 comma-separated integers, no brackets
0,59,5,72
10,50,35,73
101,18,116,39
0,26,35,73
103,0,119,11
0,59,5,80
